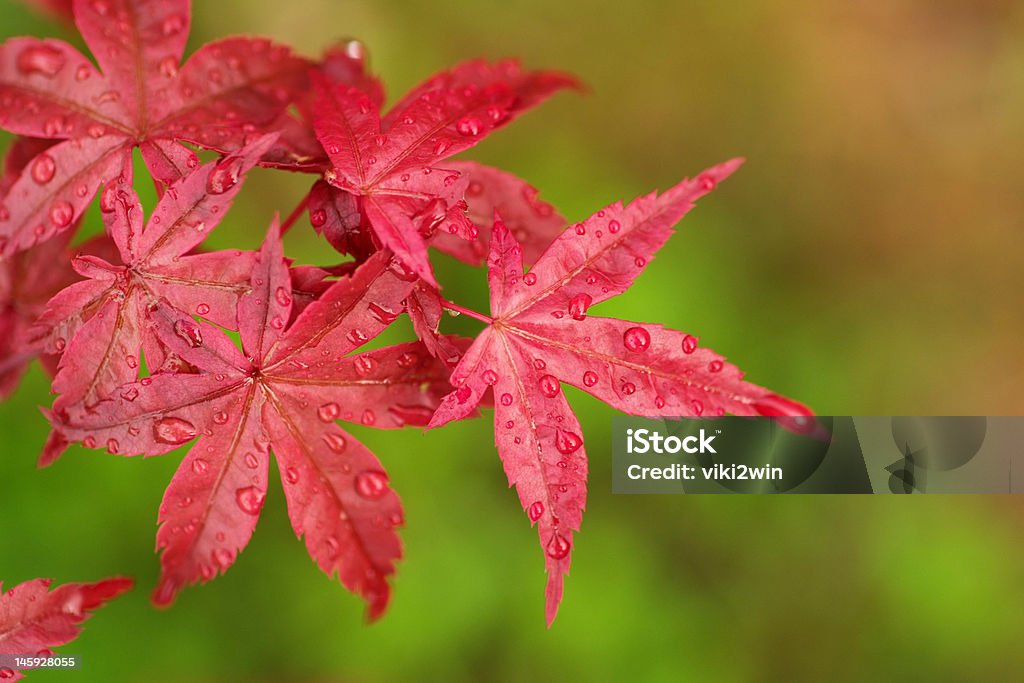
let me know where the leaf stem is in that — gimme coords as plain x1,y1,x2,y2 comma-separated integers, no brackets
441,299,492,324
279,192,312,237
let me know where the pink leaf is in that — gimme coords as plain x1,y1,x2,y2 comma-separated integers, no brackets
49,224,456,619
429,163,812,623
311,59,579,284
0,576,132,680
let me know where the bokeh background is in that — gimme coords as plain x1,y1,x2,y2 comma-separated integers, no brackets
3,0,1024,680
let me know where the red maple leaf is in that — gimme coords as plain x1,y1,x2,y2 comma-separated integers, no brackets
428,159,813,624
310,59,579,285
34,136,275,453
0,576,132,681
0,0,309,256
48,225,456,619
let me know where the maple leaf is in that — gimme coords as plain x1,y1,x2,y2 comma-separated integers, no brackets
34,135,274,458
428,159,813,625
0,0,310,256
48,224,456,619
0,576,132,681
0,136,119,398
311,59,580,286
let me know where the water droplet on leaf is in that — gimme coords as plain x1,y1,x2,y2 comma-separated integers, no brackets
235,486,264,515
623,326,651,352
153,417,197,445
355,471,389,499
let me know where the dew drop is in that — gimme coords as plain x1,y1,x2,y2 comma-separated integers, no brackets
173,318,203,348
346,329,368,345
322,432,347,453
539,374,560,398
432,140,450,155
354,471,389,499
555,429,583,454
106,438,119,454
634,257,646,268
623,326,651,352
608,219,621,233
582,371,598,387
16,45,66,78
213,411,229,425
83,436,97,449
456,116,482,136
158,56,178,78
655,396,666,409
523,272,537,286
528,501,545,522
396,351,418,369
207,157,243,195
285,467,300,484
31,154,56,184
43,115,66,136
354,355,377,376
568,293,592,321
317,402,340,422
361,409,376,425
153,417,197,445
214,548,233,569
621,382,636,396
500,392,513,407
310,209,327,227
708,360,724,373
235,486,264,515
691,399,704,416
574,223,585,235
161,14,185,36
482,369,499,385
120,386,139,401
546,533,571,560
244,452,259,469
368,302,399,325
681,334,698,354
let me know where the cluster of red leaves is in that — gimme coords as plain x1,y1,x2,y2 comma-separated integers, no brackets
0,576,132,681
0,0,812,628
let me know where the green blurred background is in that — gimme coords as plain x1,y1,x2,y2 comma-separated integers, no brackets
3,1,1024,680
